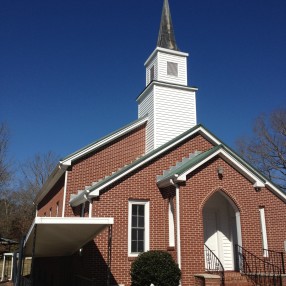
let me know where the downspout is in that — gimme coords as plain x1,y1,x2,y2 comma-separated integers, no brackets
170,178,182,271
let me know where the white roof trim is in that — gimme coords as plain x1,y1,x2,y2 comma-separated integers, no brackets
177,148,266,187
265,182,286,201
137,81,197,103
87,126,221,199
24,217,114,257
60,116,148,165
35,116,148,205
145,47,189,67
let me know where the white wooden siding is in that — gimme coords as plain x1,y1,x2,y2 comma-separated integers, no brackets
154,85,196,149
157,51,188,86
138,90,154,152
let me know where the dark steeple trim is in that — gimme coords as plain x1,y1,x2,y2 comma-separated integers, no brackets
157,0,179,51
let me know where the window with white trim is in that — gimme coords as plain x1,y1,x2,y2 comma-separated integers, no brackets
167,61,178,77
56,201,59,217
259,207,269,257
169,198,175,247
128,200,149,256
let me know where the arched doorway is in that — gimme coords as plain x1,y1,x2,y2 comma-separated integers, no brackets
203,191,241,271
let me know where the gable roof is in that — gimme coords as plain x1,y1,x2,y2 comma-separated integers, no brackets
61,115,148,164
35,116,148,204
70,125,286,206
69,124,219,206
156,145,267,188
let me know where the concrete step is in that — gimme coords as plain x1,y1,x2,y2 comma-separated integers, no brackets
224,272,253,286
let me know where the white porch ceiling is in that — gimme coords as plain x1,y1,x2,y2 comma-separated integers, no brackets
24,217,113,257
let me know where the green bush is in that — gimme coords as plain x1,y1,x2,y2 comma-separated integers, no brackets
130,250,181,286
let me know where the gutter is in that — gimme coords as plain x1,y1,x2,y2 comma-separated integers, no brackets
69,189,99,207
35,162,70,205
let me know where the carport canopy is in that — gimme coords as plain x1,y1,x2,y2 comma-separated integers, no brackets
24,217,114,257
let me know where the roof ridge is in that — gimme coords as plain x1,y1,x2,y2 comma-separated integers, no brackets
61,115,148,163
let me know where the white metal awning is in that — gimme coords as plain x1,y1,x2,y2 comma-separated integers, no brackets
24,217,114,257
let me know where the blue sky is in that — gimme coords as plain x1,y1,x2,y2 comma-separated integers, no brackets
1,0,285,166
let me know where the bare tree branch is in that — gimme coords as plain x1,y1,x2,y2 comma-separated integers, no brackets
236,108,286,192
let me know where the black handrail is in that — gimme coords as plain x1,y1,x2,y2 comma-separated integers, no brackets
204,244,225,286
236,245,282,286
263,249,285,274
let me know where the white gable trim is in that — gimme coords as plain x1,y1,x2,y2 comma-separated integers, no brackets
86,127,220,198
177,148,266,188
61,116,148,165
70,125,286,207
35,116,148,205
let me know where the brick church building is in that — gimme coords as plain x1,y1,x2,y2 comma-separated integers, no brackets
23,1,286,285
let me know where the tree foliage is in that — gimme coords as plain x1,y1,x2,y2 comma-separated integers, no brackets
0,121,59,239
0,123,13,238
130,251,181,286
13,151,59,237
0,123,11,192
236,108,286,191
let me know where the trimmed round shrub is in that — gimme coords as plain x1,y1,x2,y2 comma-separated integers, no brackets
130,250,181,286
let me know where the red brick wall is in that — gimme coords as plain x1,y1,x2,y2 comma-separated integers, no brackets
81,134,214,286
37,175,65,217
35,131,286,286
64,124,146,217
178,156,286,285
37,124,146,217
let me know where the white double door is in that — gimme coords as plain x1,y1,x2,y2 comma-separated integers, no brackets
204,208,235,271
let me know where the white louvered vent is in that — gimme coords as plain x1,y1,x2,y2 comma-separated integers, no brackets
167,61,178,77
150,65,155,82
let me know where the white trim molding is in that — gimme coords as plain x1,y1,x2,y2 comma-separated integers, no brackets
259,207,269,257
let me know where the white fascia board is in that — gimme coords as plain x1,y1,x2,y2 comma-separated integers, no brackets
197,126,221,146
177,149,265,187
88,126,212,197
145,47,189,66
24,217,114,257
70,189,99,207
35,163,70,204
60,116,148,165
137,81,198,103
31,216,113,226
25,217,114,246
265,182,286,202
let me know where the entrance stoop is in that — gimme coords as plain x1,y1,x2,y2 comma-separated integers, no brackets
194,272,254,286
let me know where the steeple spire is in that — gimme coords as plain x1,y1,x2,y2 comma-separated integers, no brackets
157,0,179,51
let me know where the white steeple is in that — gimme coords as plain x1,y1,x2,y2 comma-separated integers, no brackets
137,0,197,153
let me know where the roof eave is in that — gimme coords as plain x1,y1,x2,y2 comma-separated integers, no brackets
35,162,70,205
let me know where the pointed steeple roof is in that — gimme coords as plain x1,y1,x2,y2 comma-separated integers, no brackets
157,0,179,51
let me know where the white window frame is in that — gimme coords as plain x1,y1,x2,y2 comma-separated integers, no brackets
128,200,150,257
167,61,178,77
169,198,175,247
259,207,269,257
56,201,59,217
